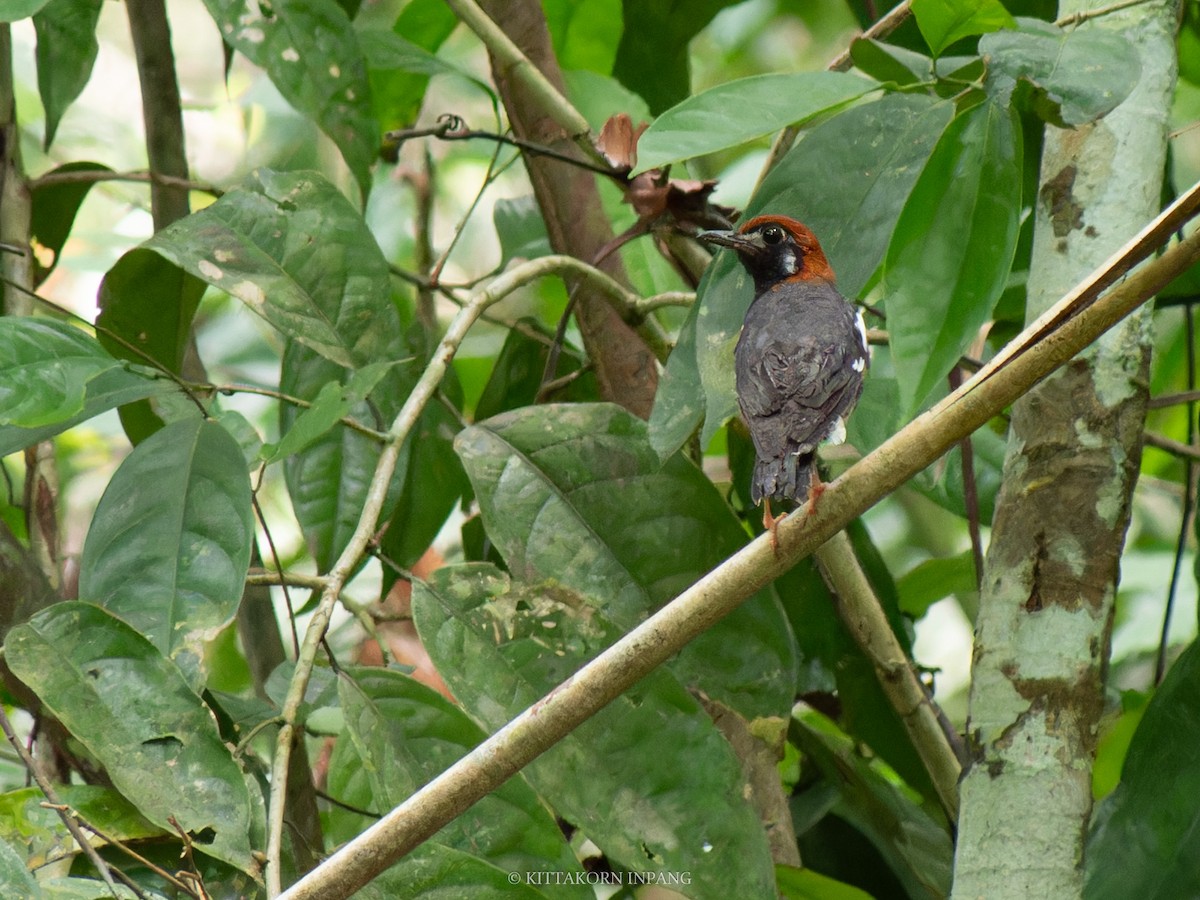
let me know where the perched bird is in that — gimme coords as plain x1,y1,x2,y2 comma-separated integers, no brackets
700,215,869,532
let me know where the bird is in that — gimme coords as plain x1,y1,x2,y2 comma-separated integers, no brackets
699,215,869,537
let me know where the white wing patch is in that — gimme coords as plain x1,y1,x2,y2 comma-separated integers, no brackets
825,416,847,445
855,309,869,355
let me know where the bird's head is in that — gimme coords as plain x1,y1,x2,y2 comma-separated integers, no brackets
698,215,835,294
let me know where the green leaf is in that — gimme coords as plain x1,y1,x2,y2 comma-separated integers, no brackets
260,360,392,464
0,366,176,457
412,564,777,897
632,72,876,174
280,342,410,570
776,864,874,900
473,318,597,421
612,0,738,115
201,0,377,197
793,707,953,898
0,0,48,21
143,169,402,369
0,318,121,428
911,0,1016,57
33,0,101,148
456,402,797,718
0,785,160,870
884,100,1022,416
0,837,38,898
30,162,112,284
545,0,623,74
379,398,469,578
649,92,953,457
494,196,552,266
981,23,1141,127
79,418,253,686
1085,640,1200,899
4,603,257,874
895,551,978,618
335,668,589,897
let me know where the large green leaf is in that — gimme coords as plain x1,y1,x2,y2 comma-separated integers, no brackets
0,366,176,457
4,603,257,874
884,100,1022,417
412,564,777,899
632,72,876,174
1085,639,1200,899
143,169,402,369
611,0,737,115
201,0,377,197
649,93,953,458
981,22,1141,127
0,318,123,428
911,0,1015,57
32,0,101,148
455,402,796,719
0,838,37,898
333,668,588,898
544,0,622,74
78,417,253,686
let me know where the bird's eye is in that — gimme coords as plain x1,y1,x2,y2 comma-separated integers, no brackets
761,225,785,245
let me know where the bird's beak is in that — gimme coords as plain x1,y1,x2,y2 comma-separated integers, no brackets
697,229,762,256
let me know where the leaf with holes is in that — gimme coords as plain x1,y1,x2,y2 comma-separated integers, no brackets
5,603,257,874
413,564,776,897
456,402,796,719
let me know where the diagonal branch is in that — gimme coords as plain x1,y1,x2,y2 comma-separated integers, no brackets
276,184,1200,900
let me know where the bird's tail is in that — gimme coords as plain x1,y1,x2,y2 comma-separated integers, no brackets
752,452,815,504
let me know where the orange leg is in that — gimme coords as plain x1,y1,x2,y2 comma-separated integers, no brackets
762,498,787,557
803,469,826,518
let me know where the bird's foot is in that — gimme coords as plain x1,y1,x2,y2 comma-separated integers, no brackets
802,469,826,520
763,499,787,557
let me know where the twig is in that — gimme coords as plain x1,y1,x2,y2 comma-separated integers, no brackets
68,814,202,899
277,181,1200,900
246,571,327,590
1148,388,1200,409
263,254,647,896
30,168,222,196
1144,431,1200,461
440,0,605,166
203,382,392,442
1156,298,1196,683
1055,0,1153,28
0,706,126,898
387,114,616,178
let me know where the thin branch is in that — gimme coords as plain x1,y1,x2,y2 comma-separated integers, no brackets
247,570,327,590
440,0,603,165
1055,0,1154,27
1156,299,1196,683
1144,431,1200,461
386,114,616,178
1148,388,1200,409
203,381,392,442
30,168,222,196
277,184,1200,900
0,706,127,898
263,254,644,895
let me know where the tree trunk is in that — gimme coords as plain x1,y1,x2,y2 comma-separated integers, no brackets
952,2,1179,897
478,0,659,417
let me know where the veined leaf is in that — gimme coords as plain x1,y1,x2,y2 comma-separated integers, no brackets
412,564,777,897
456,402,797,719
33,0,101,148
911,0,1015,57
79,417,254,687
201,0,377,197
884,100,1022,417
5,603,258,874
633,72,876,175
